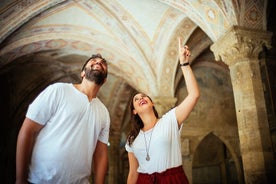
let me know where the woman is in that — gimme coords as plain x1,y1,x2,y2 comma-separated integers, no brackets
125,37,200,184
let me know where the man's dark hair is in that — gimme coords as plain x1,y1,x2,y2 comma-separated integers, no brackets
82,54,107,71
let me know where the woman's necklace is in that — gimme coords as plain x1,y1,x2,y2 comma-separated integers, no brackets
143,122,157,161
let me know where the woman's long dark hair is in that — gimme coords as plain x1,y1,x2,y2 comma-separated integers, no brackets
127,93,159,146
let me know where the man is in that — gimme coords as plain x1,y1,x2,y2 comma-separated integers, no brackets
16,54,110,184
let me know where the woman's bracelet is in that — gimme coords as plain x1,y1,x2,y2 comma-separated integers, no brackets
180,62,189,67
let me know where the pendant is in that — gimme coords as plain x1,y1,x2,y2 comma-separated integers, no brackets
146,154,150,161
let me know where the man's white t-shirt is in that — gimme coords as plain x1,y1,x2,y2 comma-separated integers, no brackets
125,108,183,174
26,83,110,183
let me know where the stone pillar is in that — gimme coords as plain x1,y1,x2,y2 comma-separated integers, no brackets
107,121,121,184
108,137,120,184
211,26,275,184
181,138,193,183
152,96,177,116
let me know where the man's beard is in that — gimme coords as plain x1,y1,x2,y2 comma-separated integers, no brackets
84,67,107,85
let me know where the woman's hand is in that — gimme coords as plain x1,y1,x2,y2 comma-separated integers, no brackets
178,37,191,63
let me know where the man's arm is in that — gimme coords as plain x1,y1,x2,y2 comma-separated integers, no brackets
93,141,108,184
16,118,43,184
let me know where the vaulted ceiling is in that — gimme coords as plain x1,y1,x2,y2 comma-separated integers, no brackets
0,0,271,137
0,0,267,94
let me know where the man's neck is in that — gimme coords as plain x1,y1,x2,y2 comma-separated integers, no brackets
74,80,101,101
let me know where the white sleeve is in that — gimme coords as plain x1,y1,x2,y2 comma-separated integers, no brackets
26,84,60,125
125,141,133,153
98,108,110,144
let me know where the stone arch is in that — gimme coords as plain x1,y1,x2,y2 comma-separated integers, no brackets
192,132,243,184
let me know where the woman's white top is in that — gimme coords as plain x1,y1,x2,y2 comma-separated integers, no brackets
125,108,183,174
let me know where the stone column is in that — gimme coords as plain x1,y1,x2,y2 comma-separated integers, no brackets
152,96,177,116
108,136,120,184
211,26,275,184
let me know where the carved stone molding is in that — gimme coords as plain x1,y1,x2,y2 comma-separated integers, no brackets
210,26,272,66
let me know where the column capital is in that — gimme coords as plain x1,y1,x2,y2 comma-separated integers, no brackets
210,26,272,66
152,96,177,116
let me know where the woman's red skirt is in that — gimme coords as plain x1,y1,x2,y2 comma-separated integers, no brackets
136,165,189,184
